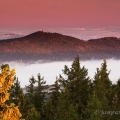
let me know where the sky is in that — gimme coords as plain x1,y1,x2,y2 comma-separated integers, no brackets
0,0,120,28
0,0,120,87
1,27,120,40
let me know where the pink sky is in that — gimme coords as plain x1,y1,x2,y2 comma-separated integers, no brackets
0,0,120,28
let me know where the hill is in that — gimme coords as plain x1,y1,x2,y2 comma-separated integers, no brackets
0,31,120,62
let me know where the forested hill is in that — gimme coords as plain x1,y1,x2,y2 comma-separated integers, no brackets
0,31,120,62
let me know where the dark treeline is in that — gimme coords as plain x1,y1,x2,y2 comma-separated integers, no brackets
9,56,120,119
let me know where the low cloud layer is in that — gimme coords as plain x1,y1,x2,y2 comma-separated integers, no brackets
0,59,120,87
0,27,120,40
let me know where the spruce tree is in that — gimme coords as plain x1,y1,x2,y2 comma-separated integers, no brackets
26,104,41,120
109,79,120,119
90,59,112,119
55,88,80,120
9,76,26,118
93,59,112,105
42,77,61,120
42,98,55,120
34,73,47,113
49,77,60,107
26,75,36,104
84,91,109,120
9,76,23,106
25,73,47,119
113,79,120,104
59,56,92,117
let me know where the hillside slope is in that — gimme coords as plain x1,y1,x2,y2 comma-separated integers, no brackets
0,31,120,62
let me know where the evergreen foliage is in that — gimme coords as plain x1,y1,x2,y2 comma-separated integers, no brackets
55,88,80,120
6,56,120,120
9,76,24,106
26,76,36,104
34,73,47,112
49,77,60,107
59,56,92,117
93,59,112,110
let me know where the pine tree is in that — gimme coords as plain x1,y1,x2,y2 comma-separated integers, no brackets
49,77,60,107
26,104,41,120
41,77,61,120
93,59,112,105
26,75,36,104
59,56,92,117
112,79,120,104
42,88,80,120
55,88,80,120
9,76,23,106
25,73,47,119
42,98,55,120
84,91,109,120
9,76,28,119
34,73,47,113
90,60,112,119
109,79,120,119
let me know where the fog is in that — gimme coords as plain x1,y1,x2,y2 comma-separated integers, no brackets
1,59,120,87
0,27,120,87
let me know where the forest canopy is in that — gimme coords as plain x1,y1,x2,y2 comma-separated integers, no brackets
1,56,120,120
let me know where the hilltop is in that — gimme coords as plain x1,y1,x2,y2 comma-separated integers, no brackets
0,31,120,62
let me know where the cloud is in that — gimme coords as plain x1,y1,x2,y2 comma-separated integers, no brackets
63,27,120,40
74,28,86,31
0,32,24,40
66,27,86,31
1,27,120,40
0,59,120,87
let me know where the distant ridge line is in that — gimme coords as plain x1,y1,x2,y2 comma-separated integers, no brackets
0,31,120,62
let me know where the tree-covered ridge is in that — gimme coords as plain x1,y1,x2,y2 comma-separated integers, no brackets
3,56,120,119
0,31,120,61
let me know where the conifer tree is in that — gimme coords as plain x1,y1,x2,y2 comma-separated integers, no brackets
59,56,92,117
25,73,47,119
42,98,55,120
41,78,61,120
84,91,109,120
109,79,120,119
26,75,36,104
55,88,80,120
113,79,120,104
42,88,80,120
9,76,27,119
93,59,112,105
89,60,113,119
9,76,23,106
49,77,60,107
34,73,47,113
26,104,41,120
24,75,37,119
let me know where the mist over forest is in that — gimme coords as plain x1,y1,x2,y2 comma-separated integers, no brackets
0,28,120,119
0,27,120,87
0,59,119,87
1,0,120,119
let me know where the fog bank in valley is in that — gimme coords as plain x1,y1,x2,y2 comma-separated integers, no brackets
0,59,120,87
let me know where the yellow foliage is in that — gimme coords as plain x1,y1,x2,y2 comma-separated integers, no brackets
0,64,23,120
